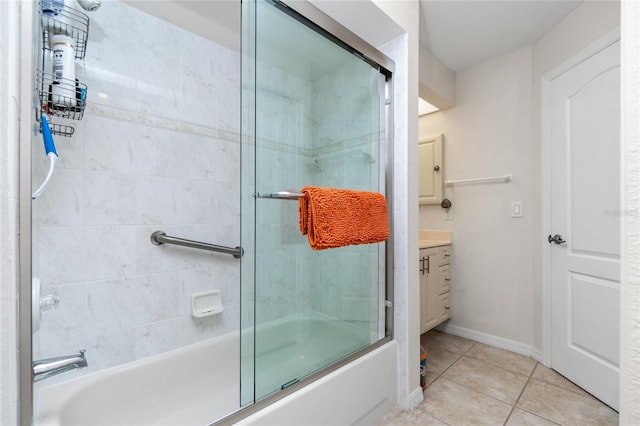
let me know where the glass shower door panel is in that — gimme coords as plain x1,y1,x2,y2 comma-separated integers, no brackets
252,0,385,401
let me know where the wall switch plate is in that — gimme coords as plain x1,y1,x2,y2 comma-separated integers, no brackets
511,201,524,218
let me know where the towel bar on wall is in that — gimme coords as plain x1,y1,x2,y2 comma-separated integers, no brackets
150,231,243,258
255,191,304,200
444,174,512,187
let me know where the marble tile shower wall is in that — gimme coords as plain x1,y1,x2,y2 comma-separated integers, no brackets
33,0,241,383
254,66,314,324
307,59,384,329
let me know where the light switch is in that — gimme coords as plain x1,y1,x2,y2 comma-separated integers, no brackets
511,201,524,218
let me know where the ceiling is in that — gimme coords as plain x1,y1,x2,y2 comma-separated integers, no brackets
419,1,582,72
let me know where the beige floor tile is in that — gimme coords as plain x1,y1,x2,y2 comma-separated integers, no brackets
421,330,475,355
465,343,537,376
376,408,448,426
376,407,404,425
506,408,559,425
423,369,438,389
442,356,528,404
531,364,590,397
420,377,512,425
517,379,618,426
423,346,461,375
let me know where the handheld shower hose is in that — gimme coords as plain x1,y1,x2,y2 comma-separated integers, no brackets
32,115,58,200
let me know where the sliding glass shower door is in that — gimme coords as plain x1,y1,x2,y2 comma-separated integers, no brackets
241,0,392,406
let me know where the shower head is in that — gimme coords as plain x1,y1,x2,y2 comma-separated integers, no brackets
75,0,101,11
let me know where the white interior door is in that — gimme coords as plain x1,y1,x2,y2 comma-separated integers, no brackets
548,39,620,410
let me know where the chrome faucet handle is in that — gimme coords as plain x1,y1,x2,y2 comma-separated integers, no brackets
79,349,86,357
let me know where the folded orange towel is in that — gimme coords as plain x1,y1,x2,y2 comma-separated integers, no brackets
298,186,389,250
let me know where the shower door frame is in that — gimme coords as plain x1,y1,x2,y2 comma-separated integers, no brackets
231,0,395,423
17,0,37,424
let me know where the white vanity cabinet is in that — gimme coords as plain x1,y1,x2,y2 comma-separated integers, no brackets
419,244,451,334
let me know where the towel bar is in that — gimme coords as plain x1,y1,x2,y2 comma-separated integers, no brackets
445,174,512,187
150,231,243,258
255,191,304,200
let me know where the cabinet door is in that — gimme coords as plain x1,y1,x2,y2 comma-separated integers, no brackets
418,134,443,205
420,248,439,333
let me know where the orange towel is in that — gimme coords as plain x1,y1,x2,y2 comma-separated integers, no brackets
298,186,389,250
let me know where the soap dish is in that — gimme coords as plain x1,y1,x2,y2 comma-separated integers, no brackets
191,290,224,318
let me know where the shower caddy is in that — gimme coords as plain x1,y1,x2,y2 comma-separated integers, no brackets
36,0,89,138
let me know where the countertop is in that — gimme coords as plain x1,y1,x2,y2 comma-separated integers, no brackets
419,229,452,249
419,240,451,249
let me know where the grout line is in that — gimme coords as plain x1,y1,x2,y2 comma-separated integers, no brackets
503,361,539,425
420,339,477,425
424,340,476,387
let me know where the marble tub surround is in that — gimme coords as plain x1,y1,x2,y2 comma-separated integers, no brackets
377,330,618,426
419,229,451,249
32,0,243,385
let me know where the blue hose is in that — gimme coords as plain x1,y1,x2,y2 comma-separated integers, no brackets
32,116,58,199
41,115,58,156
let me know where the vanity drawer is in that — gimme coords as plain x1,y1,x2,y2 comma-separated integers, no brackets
437,245,451,266
439,293,451,322
439,264,451,294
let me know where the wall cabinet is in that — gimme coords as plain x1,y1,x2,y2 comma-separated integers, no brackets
419,244,451,334
418,134,443,205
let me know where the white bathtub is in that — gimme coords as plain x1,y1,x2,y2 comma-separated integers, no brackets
35,316,397,425
36,332,241,426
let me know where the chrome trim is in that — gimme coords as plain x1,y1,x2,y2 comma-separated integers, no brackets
150,231,243,258
384,74,394,339
33,350,88,382
278,0,395,74
18,0,36,424
255,191,304,200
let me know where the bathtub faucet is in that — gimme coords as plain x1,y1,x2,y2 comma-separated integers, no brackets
33,350,88,382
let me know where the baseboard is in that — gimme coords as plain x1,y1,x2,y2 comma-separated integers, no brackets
408,386,424,410
436,323,540,360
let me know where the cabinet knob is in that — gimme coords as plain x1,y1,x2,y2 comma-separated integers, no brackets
434,165,440,171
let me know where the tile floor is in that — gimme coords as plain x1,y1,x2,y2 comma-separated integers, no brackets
377,330,618,426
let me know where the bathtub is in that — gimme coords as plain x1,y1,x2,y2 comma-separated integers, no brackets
35,316,397,425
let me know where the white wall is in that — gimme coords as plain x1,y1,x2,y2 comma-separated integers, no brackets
374,1,421,410
419,46,535,350
419,44,455,110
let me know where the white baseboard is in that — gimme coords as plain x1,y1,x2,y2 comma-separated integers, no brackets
436,323,541,361
408,386,424,409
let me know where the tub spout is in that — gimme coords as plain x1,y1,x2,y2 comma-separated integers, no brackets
33,350,88,382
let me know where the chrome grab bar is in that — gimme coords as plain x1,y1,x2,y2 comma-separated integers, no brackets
150,231,243,258
255,191,305,200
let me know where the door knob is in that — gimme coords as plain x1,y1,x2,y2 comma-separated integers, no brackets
548,234,567,244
